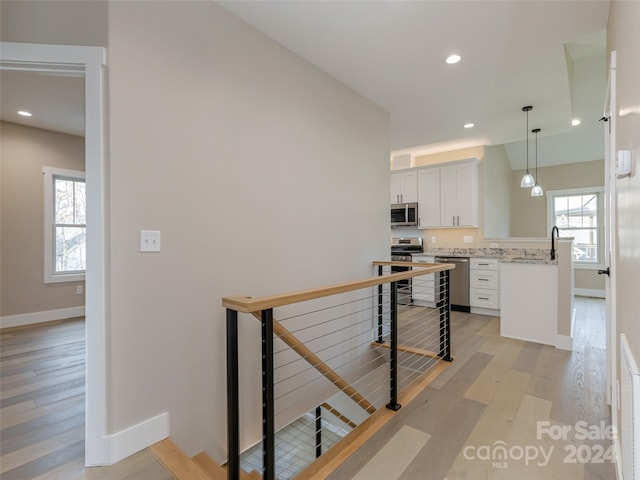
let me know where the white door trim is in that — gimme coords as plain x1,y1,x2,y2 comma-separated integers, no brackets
604,49,621,477
0,42,110,466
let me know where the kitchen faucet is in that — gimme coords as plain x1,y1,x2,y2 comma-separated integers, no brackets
550,226,559,260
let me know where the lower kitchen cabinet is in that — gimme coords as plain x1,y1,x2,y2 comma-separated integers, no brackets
470,258,500,315
411,255,438,306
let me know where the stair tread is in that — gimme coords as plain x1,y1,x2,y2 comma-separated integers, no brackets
149,438,224,480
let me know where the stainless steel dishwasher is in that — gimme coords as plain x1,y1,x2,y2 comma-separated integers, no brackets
435,256,470,312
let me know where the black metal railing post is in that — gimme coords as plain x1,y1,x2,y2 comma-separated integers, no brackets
261,308,275,480
438,270,452,362
315,406,322,458
226,308,240,480
376,265,384,343
386,281,401,411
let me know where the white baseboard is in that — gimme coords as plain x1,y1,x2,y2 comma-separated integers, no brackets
106,412,169,465
1,306,85,329
575,288,606,298
555,334,573,351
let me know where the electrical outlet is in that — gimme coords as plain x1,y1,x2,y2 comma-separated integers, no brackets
490,243,499,248
76,285,83,295
140,230,161,252
431,236,436,244
464,236,473,244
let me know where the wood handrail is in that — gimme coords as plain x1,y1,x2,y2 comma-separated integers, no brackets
250,312,377,415
222,262,454,313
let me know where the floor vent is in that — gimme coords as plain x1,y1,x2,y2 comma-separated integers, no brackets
621,334,640,480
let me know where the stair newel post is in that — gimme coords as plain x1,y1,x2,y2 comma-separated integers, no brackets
376,265,384,344
315,406,322,458
261,308,275,480
226,308,240,480
438,270,452,362
386,281,401,411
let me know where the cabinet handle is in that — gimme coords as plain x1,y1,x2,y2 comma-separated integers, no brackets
478,278,489,281
478,297,490,301
478,263,489,266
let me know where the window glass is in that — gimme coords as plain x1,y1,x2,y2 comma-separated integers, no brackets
53,177,86,274
551,191,601,264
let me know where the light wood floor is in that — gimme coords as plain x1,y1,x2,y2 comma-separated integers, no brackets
1,297,615,479
0,318,171,480
328,296,615,480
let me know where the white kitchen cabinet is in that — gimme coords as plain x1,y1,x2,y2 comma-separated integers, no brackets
416,167,440,228
390,170,418,204
440,159,478,227
470,258,500,315
410,255,438,306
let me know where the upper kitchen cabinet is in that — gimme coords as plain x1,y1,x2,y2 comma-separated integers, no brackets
390,170,418,204
439,159,478,227
417,167,440,228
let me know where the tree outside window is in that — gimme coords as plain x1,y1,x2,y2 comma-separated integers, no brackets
548,188,604,265
43,167,86,283
54,177,86,273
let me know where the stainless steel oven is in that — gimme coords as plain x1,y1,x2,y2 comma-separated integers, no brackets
390,237,423,305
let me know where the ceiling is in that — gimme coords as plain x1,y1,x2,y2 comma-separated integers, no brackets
219,0,610,169
0,69,85,137
1,0,610,169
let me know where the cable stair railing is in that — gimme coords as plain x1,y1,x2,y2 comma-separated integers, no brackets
222,260,455,480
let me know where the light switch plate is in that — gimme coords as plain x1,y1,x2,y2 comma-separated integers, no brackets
140,230,161,252
464,235,473,244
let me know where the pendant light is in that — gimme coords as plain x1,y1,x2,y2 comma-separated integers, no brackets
520,106,535,188
531,128,543,197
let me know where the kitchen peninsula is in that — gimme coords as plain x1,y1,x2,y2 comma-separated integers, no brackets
413,238,575,350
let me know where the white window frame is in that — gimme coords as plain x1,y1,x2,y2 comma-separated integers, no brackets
43,166,86,283
546,186,605,269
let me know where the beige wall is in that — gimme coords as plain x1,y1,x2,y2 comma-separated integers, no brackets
510,159,604,237
107,0,389,459
0,121,85,317
0,0,107,47
483,144,512,238
608,0,640,447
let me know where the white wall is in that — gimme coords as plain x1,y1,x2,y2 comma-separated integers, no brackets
608,0,640,459
107,1,389,459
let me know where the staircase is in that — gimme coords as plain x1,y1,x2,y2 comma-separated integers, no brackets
150,438,261,480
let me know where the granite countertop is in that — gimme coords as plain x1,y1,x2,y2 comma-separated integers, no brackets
413,247,558,265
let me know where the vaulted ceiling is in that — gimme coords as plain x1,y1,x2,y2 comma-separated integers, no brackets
1,0,610,169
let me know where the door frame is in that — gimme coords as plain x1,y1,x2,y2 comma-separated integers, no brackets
604,49,619,463
1,42,109,466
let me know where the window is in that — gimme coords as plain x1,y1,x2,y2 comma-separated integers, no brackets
547,187,604,266
43,167,86,283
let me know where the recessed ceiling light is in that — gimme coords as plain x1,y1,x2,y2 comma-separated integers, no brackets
464,123,474,129
572,118,581,126
18,110,32,117
445,54,461,65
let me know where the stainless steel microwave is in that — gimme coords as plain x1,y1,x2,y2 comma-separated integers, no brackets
391,202,418,226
